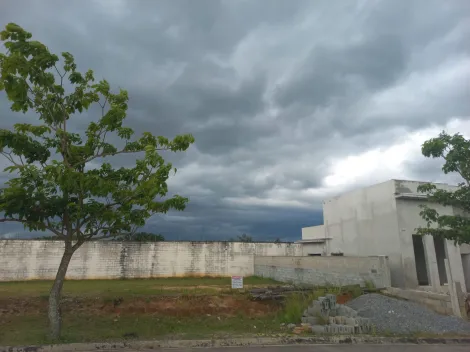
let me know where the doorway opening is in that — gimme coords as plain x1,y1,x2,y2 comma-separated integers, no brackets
412,235,429,285
434,237,448,285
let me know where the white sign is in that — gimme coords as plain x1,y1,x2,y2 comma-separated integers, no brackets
231,276,243,289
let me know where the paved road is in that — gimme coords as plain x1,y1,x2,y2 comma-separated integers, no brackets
152,345,468,352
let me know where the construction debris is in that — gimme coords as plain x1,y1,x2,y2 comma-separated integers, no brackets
291,294,374,335
249,285,313,301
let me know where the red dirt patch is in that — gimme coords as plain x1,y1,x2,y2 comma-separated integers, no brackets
0,295,280,320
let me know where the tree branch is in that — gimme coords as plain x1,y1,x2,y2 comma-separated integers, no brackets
0,151,25,168
46,219,65,238
82,146,170,165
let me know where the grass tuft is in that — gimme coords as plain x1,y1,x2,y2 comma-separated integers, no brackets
281,291,320,323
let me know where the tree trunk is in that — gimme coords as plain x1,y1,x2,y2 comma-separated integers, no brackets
48,242,74,340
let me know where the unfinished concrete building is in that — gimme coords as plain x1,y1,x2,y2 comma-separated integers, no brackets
301,180,470,294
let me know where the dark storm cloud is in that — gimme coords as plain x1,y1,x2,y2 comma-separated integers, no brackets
1,0,469,240
144,198,323,241
275,34,407,109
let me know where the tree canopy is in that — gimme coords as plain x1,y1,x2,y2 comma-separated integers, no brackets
0,22,194,245
0,23,194,338
114,231,165,242
229,233,253,242
416,131,470,244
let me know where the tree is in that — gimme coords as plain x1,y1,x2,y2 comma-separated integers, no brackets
114,231,165,242
416,131,470,244
231,233,253,242
0,23,194,339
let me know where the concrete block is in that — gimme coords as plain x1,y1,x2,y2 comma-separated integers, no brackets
324,325,332,334
301,316,320,325
336,305,358,317
334,316,346,324
357,317,370,324
337,325,355,334
325,294,337,309
354,318,372,334
306,305,322,316
310,300,322,308
328,317,335,324
344,317,358,326
311,325,326,334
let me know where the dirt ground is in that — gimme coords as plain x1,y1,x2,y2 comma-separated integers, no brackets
0,278,286,345
0,294,281,321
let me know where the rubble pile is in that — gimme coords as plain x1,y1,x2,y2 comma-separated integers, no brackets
290,294,373,335
249,286,313,301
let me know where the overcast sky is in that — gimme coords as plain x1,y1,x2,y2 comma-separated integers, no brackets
0,0,469,241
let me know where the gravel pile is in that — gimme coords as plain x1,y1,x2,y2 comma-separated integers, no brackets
347,293,470,335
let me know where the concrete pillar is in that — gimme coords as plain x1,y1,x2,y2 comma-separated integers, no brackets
462,254,470,292
378,255,392,288
445,240,466,295
445,259,462,317
422,235,441,288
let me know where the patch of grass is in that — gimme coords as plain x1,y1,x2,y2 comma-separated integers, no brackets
0,312,283,346
280,291,321,324
279,284,365,324
364,280,376,290
0,276,280,298
0,279,371,346
344,284,364,298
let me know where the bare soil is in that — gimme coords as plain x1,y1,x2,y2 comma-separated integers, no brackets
0,295,280,321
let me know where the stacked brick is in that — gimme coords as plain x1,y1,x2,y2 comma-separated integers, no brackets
299,294,373,334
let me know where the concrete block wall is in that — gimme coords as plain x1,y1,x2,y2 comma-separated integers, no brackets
384,287,453,316
0,240,303,281
254,255,391,289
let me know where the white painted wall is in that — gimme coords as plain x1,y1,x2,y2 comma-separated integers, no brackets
321,180,405,286
306,179,468,292
0,240,303,281
301,225,326,239
394,180,466,293
301,243,327,256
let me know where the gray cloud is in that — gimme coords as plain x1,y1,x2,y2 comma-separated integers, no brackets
0,0,469,241
275,34,407,110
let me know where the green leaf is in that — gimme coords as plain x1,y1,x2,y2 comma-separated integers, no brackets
417,131,470,244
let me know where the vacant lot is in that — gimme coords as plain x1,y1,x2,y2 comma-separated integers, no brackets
0,276,289,346
0,276,279,298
